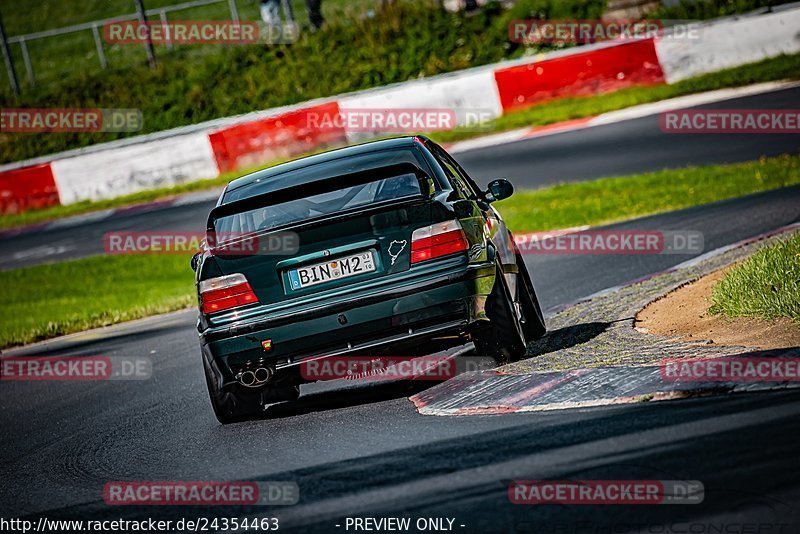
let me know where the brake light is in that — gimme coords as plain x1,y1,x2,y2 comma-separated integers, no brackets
411,220,469,263
199,273,259,314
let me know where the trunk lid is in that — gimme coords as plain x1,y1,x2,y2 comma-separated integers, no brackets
205,163,436,306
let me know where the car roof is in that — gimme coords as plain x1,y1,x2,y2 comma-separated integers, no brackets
222,136,429,203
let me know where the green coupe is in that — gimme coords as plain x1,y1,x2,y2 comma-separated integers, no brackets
193,136,545,423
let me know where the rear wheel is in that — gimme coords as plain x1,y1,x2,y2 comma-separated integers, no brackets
516,252,546,340
473,260,527,365
203,356,263,424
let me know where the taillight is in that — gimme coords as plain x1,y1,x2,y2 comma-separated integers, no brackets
199,273,259,314
411,220,469,264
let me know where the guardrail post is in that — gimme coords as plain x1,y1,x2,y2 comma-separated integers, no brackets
281,0,295,23
19,36,34,86
92,23,108,69
0,11,20,96
159,10,173,51
134,0,157,68
228,0,239,24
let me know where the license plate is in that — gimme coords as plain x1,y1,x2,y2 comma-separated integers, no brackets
288,251,375,290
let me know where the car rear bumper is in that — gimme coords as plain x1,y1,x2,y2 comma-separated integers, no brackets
199,261,495,386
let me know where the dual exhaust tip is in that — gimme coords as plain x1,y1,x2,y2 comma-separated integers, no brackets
237,366,273,388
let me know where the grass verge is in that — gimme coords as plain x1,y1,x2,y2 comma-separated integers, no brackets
709,233,800,322
2,154,799,348
3,51,799,232
494,154,800,232
0,255,195,348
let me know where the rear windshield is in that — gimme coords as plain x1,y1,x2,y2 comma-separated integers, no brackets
222,147,431,203
214,172,422,237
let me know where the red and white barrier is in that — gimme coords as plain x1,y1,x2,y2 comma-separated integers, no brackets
338,67,504,143
655,8,800,83
208,101,346,174
1,6,798,213
50,132,219,205
494,39,664,112
0,163,59,214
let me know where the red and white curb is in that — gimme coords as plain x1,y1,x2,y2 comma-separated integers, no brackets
411,222,800,416
410,362,800,416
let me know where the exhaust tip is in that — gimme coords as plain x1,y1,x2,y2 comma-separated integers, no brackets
239,370,256,387
237,367,274,387
254,367,272,383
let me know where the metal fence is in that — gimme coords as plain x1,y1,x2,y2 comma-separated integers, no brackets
3,0,242,90
0,0,435,95
0,0,312,94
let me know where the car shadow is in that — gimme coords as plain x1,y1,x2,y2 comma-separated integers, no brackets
254,320,618,421
525,320,613,357
258,330,800,422
261,377,444,419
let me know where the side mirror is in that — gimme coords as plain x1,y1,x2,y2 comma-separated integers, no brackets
190,252,202,272
485,179,514,202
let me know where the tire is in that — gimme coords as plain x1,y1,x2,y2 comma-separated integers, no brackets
473,260,527,365
516,252,546,340
203,356,263,424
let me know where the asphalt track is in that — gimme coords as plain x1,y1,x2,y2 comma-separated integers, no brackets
457,84,800,186
1,86,799,531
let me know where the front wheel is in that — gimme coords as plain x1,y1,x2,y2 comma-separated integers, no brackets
473,260,527,365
